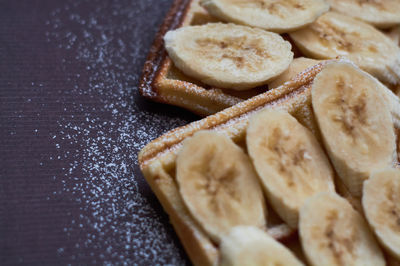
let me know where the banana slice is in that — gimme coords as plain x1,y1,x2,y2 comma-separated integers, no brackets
164,23,293,90
312,61,396,197
176,131,266,243
289,12,400,85
220,226,304,266
328,0,400,29
200,0,329,33
269,57,321,89
362,168,400,260
300,192,385,266
246,109,335,228
380,81,400,129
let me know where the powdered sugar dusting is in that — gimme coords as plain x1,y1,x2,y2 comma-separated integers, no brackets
45,0,191,264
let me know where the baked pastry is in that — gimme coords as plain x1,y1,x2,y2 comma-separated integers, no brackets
138,60,400,265
140,0,261,116
139,0,314,116
140,0,400,116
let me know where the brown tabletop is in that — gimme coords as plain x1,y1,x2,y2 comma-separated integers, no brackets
1,0,197,264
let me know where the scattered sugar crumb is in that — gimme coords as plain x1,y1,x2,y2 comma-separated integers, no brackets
45,0,190,264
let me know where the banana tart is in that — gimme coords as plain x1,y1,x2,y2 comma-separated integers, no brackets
138,60,400,265
140,0,400,116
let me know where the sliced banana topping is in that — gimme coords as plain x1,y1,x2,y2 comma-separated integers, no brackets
219,226,304,266
300,192,385,266
378,80,400,129
363,168,400,260
164,23,293,90
328,0,400,29
200,0,329,33
312,61,396,197
246,110,335,228
269,57,321,89
176,131,266,243
289,12,400,85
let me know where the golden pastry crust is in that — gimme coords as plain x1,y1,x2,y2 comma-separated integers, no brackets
139,59,400,265
138,1,400,263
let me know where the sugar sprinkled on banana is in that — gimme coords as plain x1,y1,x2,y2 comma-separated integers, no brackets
328,0,400,29
200,0,329,33
377,79,400,129
246,109,335,228
164,23,293,90
219,226,304,266
363,168,400,260
176,131,266,243
300,192,385,266
312,61,396,197
290,12,400,85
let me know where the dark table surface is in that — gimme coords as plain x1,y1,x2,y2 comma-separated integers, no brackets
1,0,198,264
